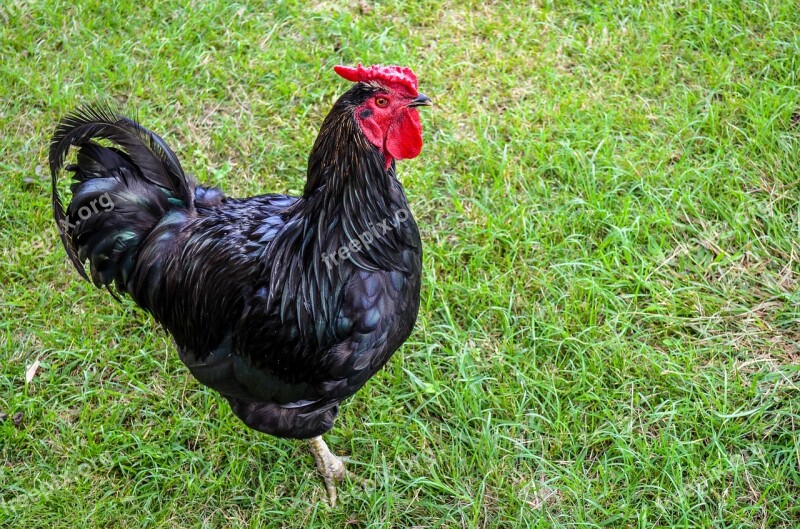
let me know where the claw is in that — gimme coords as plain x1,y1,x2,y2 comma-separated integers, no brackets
307,436,354,506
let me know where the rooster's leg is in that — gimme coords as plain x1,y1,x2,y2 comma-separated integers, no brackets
307,436,348,506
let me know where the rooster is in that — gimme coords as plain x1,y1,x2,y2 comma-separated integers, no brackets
49,64,431,505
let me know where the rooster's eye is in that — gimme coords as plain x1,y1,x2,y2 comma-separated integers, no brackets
375,96,389,107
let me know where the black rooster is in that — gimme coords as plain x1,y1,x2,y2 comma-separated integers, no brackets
49,64,431,505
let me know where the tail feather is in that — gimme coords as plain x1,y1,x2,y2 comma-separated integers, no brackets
50,105,196,291
50,105,192,202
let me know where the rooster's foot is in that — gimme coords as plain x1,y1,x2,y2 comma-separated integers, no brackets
307,436,357,506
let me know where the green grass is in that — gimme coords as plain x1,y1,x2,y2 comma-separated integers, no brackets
2,0,800,526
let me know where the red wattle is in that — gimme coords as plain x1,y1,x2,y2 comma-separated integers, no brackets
385,108,423,161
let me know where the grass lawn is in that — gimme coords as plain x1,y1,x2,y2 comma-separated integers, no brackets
2,0,800,527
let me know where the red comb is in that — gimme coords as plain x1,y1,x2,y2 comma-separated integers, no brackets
333,64,418,96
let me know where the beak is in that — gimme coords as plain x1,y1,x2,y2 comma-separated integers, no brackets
409,93,432,108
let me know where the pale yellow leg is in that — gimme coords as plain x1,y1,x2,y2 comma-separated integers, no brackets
307,436,348,506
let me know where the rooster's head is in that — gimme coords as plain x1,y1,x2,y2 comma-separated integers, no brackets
334,64,431,168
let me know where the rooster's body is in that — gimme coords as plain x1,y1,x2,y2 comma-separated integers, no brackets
49,65,430,504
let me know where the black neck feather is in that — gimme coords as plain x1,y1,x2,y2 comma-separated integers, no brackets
296,88,414,272
264,87,419,339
